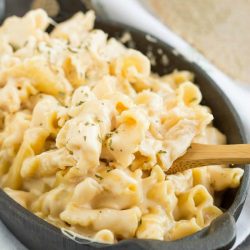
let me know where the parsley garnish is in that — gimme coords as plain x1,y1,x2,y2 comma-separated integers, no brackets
58,91,66,97
108,139,114,151
95,117,102,123
138,219,142,226
9,43,20,52
97,135,102,143
111,128,118,134
159,150,167,154
190,97,198,103
95,174,103,180
76,101,85,106
105,133,112,140
68,47,78,53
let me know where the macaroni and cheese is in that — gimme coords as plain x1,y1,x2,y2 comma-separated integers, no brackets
0,10,243,243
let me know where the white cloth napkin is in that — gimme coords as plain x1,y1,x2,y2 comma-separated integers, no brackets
0,0,249,249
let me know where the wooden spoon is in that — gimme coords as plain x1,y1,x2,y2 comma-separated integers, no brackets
167,143,250,174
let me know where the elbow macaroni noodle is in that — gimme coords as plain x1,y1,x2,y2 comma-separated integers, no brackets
0,10,244,243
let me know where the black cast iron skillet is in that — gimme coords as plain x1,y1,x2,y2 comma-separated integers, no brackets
0,1,249,250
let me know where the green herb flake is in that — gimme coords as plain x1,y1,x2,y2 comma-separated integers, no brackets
112,128,118,134
23,40,29,47
108,139,114,151
95,174,103,180
84,136,87,141
97,135,102,143
9,42,20,52
48,50,51,58
190,97,198,103
159,150,167,154
85,122,90,126
138,219,142,226
68,47,78,53
58,91,66,97
105,133,112,140
76,101,85,106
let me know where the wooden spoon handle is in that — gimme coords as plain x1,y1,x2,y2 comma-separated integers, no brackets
167,143,250,174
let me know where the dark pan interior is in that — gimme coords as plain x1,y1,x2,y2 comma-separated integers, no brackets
0,15,249,250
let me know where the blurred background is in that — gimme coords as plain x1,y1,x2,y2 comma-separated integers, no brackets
143,0,250,86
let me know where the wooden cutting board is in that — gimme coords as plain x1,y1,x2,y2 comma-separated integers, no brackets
144,0,250,85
